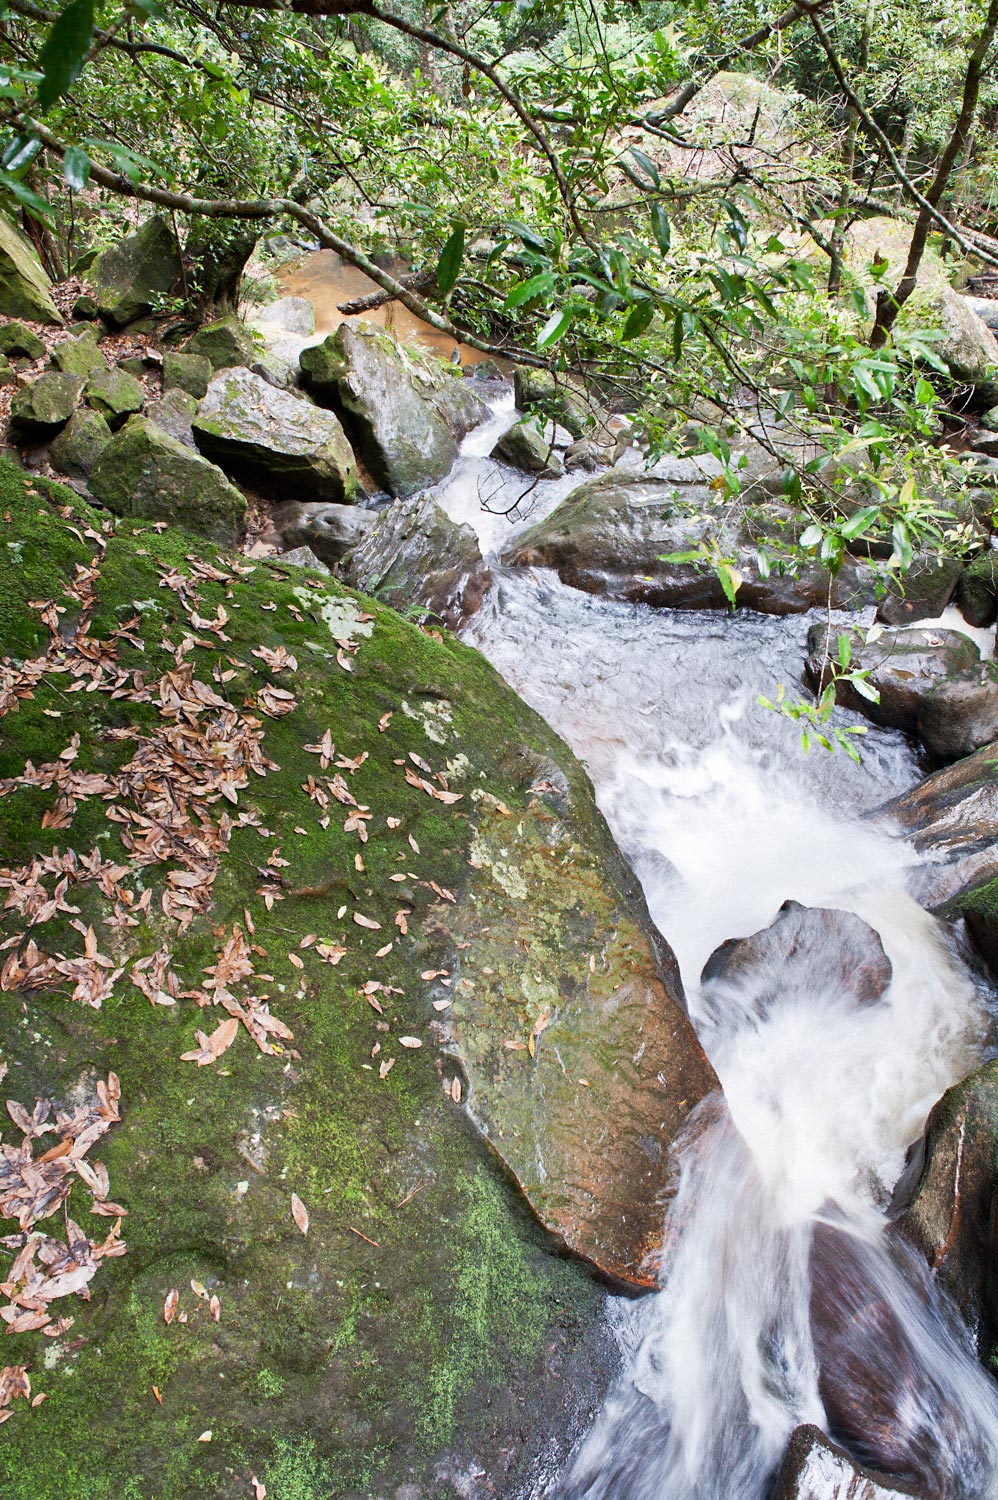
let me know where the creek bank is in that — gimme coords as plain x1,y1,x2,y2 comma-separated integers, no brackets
0,455,715,1498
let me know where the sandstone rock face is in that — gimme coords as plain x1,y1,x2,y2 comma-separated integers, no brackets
775,1425,927,1499
300,323,487,496
0,454,718,1494
193,366,358,502
702,900,893,1013
507,472,878,615
341,492,491,628
0,214,63,325
89,415,246,544
94,215,182,328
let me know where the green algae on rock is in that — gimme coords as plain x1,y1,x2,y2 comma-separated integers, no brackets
94,216,183,330
89,415,247,545
0,455,714,1499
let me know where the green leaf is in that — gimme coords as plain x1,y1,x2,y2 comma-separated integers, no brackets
622,299,655,341
650,202,671,256
2,133,42,174
892,520,913,569
62,144,89,191
659,549,703,564
837,633,852,669
37,0,95,113
799,524,823,549
717,560,742,609
436,224,465,296
915,375,936,404
0,168,54,223
503,271,556,310
628,147,660,188
839,505,881,541
851,675,880,704
536,307,573,349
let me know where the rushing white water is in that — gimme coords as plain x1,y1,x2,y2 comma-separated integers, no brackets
439,412,998,1497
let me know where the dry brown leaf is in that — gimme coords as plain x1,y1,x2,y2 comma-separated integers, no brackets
352,913,381,931
290,1193,309,1236
399,1037,422,1049
164,1289,179,1325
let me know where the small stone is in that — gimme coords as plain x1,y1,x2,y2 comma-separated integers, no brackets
50,327,106,378
9,370,84,440
71,293,100,322
981,405,998,432
0,321,45,361
49,408,113,481
163,350,212,399
491,417,564,478
85,365,144,428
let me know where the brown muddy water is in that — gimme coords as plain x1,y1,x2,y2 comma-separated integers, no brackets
278,249,491,366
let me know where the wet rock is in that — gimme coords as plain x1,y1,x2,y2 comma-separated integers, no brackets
805,623,984,751
965,296,998,336
934,289,998,409
507,473,878,615
702,900,892,1012
513,366,603,439
875,556,961,626
84,365,144,428
49,408,112,481
271,498,375,565
162,349,212,399
193,366,358,502
340,492,490,628
8,370,84,440
972,428,998,458
775,1424,928,1499
0,215,63,325
0,320,45,361
956,552,998,627
300,324,486,497
491,416,564,478
890,1062,998,1348
49,326,106,378
145,387,197,448
89,415,246,544
94,214,182,329
186,313,256,371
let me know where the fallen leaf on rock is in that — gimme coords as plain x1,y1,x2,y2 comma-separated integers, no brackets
197,1431,212,1443
379,1058,395,1079
353,913,381,930
291,1193,309,1235
180,1016,240,1066
209,1294,220,1322
399,1036,422,1049
450,1078,462,1103
251,1478,266,1500
164,1289,179,1325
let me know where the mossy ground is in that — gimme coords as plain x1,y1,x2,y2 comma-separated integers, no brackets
0,456,609,1499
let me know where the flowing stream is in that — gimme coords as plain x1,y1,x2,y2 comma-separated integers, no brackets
432,408,998,1497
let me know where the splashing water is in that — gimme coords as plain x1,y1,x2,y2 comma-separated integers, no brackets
456,564,998,1497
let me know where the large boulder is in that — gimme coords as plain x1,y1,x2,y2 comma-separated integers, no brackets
84,365,144,428
144,387,197,448
491,415,564,477
506,471,878,615
300,323,487,496
271,498,375,565
0,214,62,324
162,349,212,398
0,320,45,360
891,1063,998,1356
956,551,998,627
805,623,995,758
935,288,998,408
89,415,246,544
775,1425,927,1499
0,455,716,1496
48,407,112,481
192,366,358,502
186,313,256,371
702,900,893,1014
877,743,998,965
49,326,107,378
341,492,491,628
94,215,182,329
8,370,83,441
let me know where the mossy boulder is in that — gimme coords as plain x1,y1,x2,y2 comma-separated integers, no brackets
145,386,198,448
0,214,63,325
491,415,564,477
513,366,603,440
49,407,113,481
0,320,46,361
8,370,83,441
300,324,486,497
934,289,998,408
89,416,246,544
186,314,256,371
0,455,714,1497
193,367,358,502
94,215,182,329
49,326,107,378
957,551,998,627
0,353,12,387
508,471,878,615
84,365,145,428
163,349,212,399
